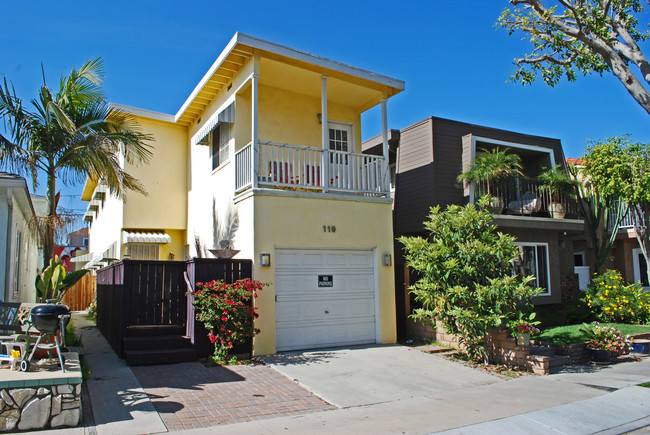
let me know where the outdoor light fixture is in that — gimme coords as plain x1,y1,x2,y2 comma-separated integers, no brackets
317,113,322,124
260,253,271,267
383,253,392,266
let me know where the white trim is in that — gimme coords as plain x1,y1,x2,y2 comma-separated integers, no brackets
469,136,556,203
471,136,556,164
109,103,175,123
514,242,552,296
327,121,355,151
321,75,329,193
380,99,390,192
633,247,649,288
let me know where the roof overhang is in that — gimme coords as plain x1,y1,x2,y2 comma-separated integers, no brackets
112,32,405,127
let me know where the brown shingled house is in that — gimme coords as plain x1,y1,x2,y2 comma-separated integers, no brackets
364,117,585,339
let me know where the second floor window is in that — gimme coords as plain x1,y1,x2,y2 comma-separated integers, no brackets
212,123,231,170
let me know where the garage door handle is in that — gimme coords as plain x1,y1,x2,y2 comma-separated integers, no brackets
325,310,329,314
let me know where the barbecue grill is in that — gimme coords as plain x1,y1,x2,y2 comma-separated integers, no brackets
26,304,71,372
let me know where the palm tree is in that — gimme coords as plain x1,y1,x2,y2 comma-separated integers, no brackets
458,147,523,198
0,58,152,267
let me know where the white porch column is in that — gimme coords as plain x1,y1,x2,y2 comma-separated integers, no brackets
251,73,259,189
381,98,390,193
321,75,329,193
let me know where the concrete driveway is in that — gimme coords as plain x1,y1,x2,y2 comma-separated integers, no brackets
259,344,501,408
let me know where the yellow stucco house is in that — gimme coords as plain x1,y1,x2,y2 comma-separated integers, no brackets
81,33,404,355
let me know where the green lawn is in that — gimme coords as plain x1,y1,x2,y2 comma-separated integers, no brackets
537,323,650,344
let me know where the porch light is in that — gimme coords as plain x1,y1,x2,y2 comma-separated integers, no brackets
260,253,271,267
317,113,322,124
383,253,392,267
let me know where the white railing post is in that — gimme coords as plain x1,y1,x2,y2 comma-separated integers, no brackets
321,75,329,193
381,98,390,194
251,73,259,189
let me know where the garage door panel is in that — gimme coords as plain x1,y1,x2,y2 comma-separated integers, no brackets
276,297,375,322
275,249,377,352
275,273,373,294
276,319,376,351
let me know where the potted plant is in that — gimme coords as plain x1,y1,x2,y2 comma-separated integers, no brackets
538,166,578,219
579,323,629,363
507,312,541,346
458,147,522,213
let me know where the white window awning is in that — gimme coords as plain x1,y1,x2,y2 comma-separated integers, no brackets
194,102,235,146
123,230,171,244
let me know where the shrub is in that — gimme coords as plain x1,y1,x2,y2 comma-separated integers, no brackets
193,279,264,364
585,270,650,324
399,196,542,363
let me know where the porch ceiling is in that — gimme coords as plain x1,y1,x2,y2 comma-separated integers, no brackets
258,57,391,112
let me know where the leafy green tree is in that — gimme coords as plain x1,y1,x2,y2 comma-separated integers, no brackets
582,136,650,282
498,1,650,116
0,58,152,267
399,197,542,363
567,163,627,274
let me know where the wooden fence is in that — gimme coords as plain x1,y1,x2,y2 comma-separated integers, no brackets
61,274,96,311
96,258,252,357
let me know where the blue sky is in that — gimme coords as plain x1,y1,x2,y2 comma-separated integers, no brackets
2,0,648,216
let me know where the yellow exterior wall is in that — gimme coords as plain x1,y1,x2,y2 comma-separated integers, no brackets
123,117,188,231
245,193,396,355
258,84,361,151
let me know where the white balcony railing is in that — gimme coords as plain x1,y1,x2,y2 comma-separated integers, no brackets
609,202,644,231
235,141,388,196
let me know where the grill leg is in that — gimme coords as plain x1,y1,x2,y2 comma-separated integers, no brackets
54,335,65,373
27,335,44,363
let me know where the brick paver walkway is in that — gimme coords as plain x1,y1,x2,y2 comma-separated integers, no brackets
131,362,335,431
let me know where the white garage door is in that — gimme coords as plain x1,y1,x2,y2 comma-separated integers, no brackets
275,249,377,351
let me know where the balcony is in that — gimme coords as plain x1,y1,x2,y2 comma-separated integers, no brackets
609,202,644,231
235,141,389,197
473,177,579,219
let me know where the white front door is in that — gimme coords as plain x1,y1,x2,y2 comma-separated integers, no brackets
275,248,377,351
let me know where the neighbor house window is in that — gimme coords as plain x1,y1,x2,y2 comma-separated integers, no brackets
211,123,231,170
127,244,160,260
513,243,550,295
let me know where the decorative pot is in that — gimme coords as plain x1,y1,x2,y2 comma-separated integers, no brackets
589,349,612,363
516,333,530,346
208,249,240,259
630,339,650,354
548,202,566,219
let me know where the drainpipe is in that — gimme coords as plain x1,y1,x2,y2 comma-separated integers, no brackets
4,187,13,302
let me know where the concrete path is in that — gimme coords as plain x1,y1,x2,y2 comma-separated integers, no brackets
74,314,167,435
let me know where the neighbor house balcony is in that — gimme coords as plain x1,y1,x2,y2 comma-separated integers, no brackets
608,202,645,231
473,177,579,219
235,140,389,197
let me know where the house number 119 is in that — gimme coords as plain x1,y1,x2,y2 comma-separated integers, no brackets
323,225,336,233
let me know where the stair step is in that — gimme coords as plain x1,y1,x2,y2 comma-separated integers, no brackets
126,325,185,337
548,354,572,368
124,348,198,366
529,345,556,357
123,335,192,351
